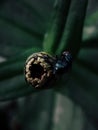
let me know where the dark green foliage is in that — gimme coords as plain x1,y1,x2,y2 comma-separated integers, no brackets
0,0,98,130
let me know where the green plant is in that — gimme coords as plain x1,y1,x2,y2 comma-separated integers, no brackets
0,0,98,129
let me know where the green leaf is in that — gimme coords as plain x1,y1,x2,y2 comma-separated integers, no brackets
0,47,41,80
43,0,71,54
56,0,88,59
0,75,36,101
0,0,54,101
0,15,43,58
54,0,88,99
0,47,42,100
0,0,52,58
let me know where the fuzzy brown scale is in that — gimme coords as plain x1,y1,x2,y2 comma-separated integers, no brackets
24,52,56,88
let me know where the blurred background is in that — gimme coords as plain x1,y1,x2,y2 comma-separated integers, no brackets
0,0,98,130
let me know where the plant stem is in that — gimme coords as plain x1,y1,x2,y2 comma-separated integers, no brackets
43,0,71,54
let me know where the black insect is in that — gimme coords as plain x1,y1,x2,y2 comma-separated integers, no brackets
53,51,72,75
